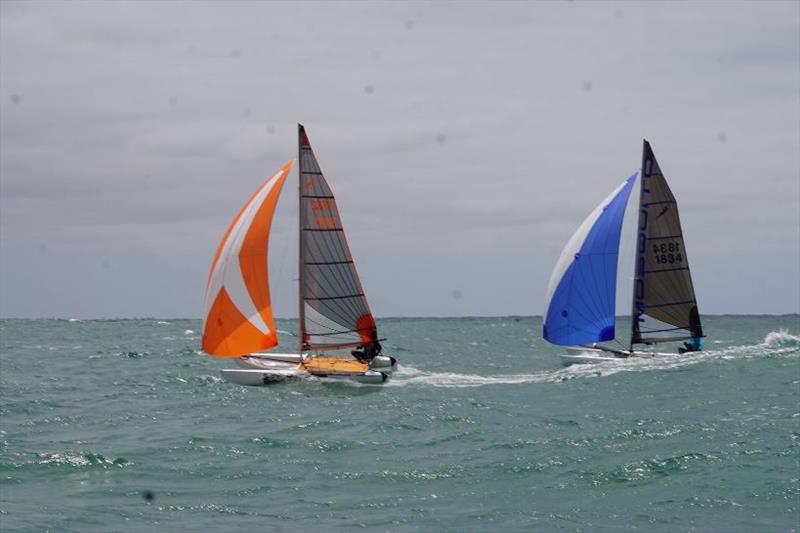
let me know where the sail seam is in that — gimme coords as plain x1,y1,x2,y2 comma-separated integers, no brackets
304,314,350,335
642,299,695,309
303,318,358,346
309,225,364,321
302,263,362,325
304,210,365,321
638,326,687,334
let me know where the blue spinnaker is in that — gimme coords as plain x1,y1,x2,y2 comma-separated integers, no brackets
543,173,636,346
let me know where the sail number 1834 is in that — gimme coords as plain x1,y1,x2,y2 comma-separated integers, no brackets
652,242,682,265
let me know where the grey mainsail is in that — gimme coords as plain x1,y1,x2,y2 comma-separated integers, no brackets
297,125,378,351
630,140,703,347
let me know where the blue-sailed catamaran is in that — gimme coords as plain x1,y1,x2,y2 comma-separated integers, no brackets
543,140,704,365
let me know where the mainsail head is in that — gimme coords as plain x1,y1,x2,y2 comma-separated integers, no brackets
297,125,377,351
630,140,703,345
202,162,293,357
543,173,637,346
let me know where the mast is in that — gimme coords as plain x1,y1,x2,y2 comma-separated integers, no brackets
297,123,307,354
630,139,648,351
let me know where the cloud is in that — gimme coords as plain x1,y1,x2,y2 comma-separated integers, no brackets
1,0,798,317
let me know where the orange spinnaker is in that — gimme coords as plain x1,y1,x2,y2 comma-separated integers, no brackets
202,161,293,357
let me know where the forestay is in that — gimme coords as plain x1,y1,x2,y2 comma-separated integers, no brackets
630,140,703,345
543,173,637,346
297,125,378,351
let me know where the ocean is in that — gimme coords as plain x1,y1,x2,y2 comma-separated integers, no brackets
1,315,798,532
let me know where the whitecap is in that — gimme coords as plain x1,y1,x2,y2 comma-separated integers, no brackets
762,329,800,348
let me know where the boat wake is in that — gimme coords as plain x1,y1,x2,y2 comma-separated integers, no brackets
386,330,798,388
386,365,557,388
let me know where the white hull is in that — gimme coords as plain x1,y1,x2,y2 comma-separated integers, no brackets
237,352,397,372
220,367,388,385
559,346,680,366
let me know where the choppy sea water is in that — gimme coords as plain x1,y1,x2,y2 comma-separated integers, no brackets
1,315,798,532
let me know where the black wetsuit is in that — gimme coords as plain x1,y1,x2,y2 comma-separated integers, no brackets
678,337,703,354
352,340,382,363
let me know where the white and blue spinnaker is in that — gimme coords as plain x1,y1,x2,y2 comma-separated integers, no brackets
543,173,637,346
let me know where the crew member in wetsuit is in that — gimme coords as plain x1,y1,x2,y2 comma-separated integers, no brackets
678,337,704,354
680,307,705,354
351,338,382,363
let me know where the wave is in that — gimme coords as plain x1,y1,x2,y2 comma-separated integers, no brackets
590,452,717,485
763,329,800,348
1,451,131,469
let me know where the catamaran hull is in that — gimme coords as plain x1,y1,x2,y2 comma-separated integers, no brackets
237,353,397,372
220,368,389,386
221,368,301,385
559,347,679,366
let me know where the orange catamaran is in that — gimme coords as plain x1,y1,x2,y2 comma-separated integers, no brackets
202,125,394,384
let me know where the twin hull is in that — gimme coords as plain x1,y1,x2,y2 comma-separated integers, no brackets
559,346,680,366
223,352,396,385
220,368,388,385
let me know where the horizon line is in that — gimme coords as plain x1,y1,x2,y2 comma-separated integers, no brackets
1,313,799,321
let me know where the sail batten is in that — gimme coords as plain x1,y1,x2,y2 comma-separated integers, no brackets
630,140,703,346
306,294,366,301
297,125,378,351
644,267,690,275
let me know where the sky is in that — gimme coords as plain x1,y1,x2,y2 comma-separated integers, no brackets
1,0,798,319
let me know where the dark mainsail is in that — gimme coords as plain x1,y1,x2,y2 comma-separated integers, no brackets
297,124,378,351
630,140,703,347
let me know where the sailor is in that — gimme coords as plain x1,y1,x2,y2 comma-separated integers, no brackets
678,337,704,354
351,339,382,363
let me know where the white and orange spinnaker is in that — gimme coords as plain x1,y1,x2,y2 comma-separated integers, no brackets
202,161,293,357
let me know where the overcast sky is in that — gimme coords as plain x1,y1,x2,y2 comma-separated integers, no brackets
1,0,798,319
